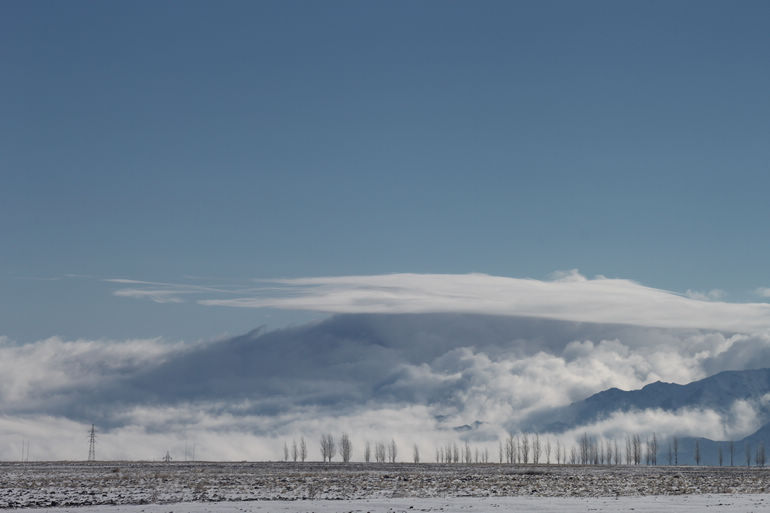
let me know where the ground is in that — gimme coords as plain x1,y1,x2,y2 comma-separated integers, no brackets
2,462,769,511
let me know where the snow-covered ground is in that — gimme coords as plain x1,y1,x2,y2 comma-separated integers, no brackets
14,495,770,513
2,462,770,510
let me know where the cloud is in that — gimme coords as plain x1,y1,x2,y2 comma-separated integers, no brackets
559,399,762,443
193,272,770,333
105,278,254,304
755,287,770,298
0,335,189,409
685,289,725,301
5,313,770,461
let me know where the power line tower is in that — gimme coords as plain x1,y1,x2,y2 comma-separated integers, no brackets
88,424,96,461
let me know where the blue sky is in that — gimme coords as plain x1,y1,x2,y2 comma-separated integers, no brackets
3,1,770,342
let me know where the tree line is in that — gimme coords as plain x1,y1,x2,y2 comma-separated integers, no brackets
280,432,768,467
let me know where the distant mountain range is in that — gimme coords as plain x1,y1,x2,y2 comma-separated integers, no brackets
528,368,770,465
531,368,770,433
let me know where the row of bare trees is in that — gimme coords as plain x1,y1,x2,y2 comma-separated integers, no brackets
283,437,308,462
363,439,398,463
282,433,768,466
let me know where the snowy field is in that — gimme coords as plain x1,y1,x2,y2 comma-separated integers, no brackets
11,495,770,513
3,462,770,511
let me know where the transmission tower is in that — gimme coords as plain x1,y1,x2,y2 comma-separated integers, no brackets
88,424,96,461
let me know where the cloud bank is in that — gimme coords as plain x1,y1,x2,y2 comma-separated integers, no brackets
4,313,770,461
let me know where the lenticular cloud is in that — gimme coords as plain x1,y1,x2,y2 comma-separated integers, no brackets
194,272,770,333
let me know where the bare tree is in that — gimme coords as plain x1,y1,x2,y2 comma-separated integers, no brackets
633,434,641,465
452,442,459,463
581,433,591,465
746,442,752,467
694,440,701,466
340,433,352,463
533,434,541,465
757,443,766,467
283,442,289,462
625,435,633,465
730,441,735,466
718,446,723,466
375,441,386,463
320,434,336,462
464,441,471,464
364,441,371,463
555,439,561,465
300,436,307,462
292,439,298,462
388,439,398,463
413,444,420,464
521,434,530,464
499,440,503,464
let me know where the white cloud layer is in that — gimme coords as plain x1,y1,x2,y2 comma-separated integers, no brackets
193,272,770,333
3,314,770,461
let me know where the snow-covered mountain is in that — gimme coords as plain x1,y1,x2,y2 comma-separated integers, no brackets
530,368,770,434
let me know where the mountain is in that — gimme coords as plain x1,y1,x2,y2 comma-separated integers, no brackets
529,368,770,434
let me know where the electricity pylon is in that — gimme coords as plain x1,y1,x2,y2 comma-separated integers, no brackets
88,424,96,461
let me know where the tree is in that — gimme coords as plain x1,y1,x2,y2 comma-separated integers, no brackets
555,439,561,465
521,434,530,464
730,441,735,466
498,440,503,464
283,442,289,462
533,434,541,465
757,442,766,467
694,440,701,466
718,446,723,466
292,439,298,462
581,433,591,465
649,433,658,465
625,435,633,465
340,433,352,463
413,444,420,464
320,434,336,462
388,439,398,463
375,441,386,463
464,441,471,464
364,441,371,463
746,442,752,467
633,434,641,465
300,437,307,462
545,438,552,465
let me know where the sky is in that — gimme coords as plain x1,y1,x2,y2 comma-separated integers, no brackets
2,0,770,342
3,1,770,462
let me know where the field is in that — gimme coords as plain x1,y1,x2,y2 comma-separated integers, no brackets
3,461,770,510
